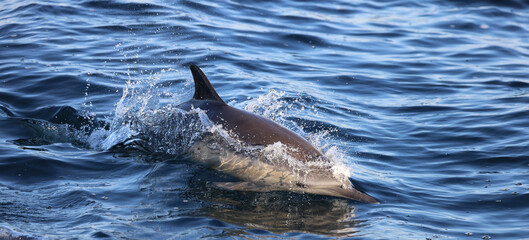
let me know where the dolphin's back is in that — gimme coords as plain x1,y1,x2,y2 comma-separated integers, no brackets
183,64,321,160
195,100,321,160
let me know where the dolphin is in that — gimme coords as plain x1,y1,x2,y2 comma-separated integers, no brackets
178,64,378,204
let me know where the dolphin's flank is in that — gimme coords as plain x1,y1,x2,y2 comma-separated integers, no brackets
178,64,378,204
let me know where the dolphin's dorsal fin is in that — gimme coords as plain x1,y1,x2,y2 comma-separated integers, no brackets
190,64,225,104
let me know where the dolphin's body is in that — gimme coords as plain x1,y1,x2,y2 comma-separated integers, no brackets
178,65,378,203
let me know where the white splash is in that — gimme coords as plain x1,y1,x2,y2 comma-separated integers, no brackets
241,89,353,181
261,142,306,170
244,89,286,121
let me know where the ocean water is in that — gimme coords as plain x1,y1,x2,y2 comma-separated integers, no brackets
1,0,529,239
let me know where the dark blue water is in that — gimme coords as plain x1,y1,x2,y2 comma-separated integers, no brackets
1,0,529,239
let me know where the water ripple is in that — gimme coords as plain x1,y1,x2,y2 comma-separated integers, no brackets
1,0,529,239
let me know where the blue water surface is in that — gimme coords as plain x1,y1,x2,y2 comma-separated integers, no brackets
1,0,529,239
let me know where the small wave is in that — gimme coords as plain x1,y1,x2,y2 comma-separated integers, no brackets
80,0,165,11
280,33,328,48
0,225,37,240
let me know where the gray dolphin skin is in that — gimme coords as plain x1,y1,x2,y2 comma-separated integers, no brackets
178,64,378,204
